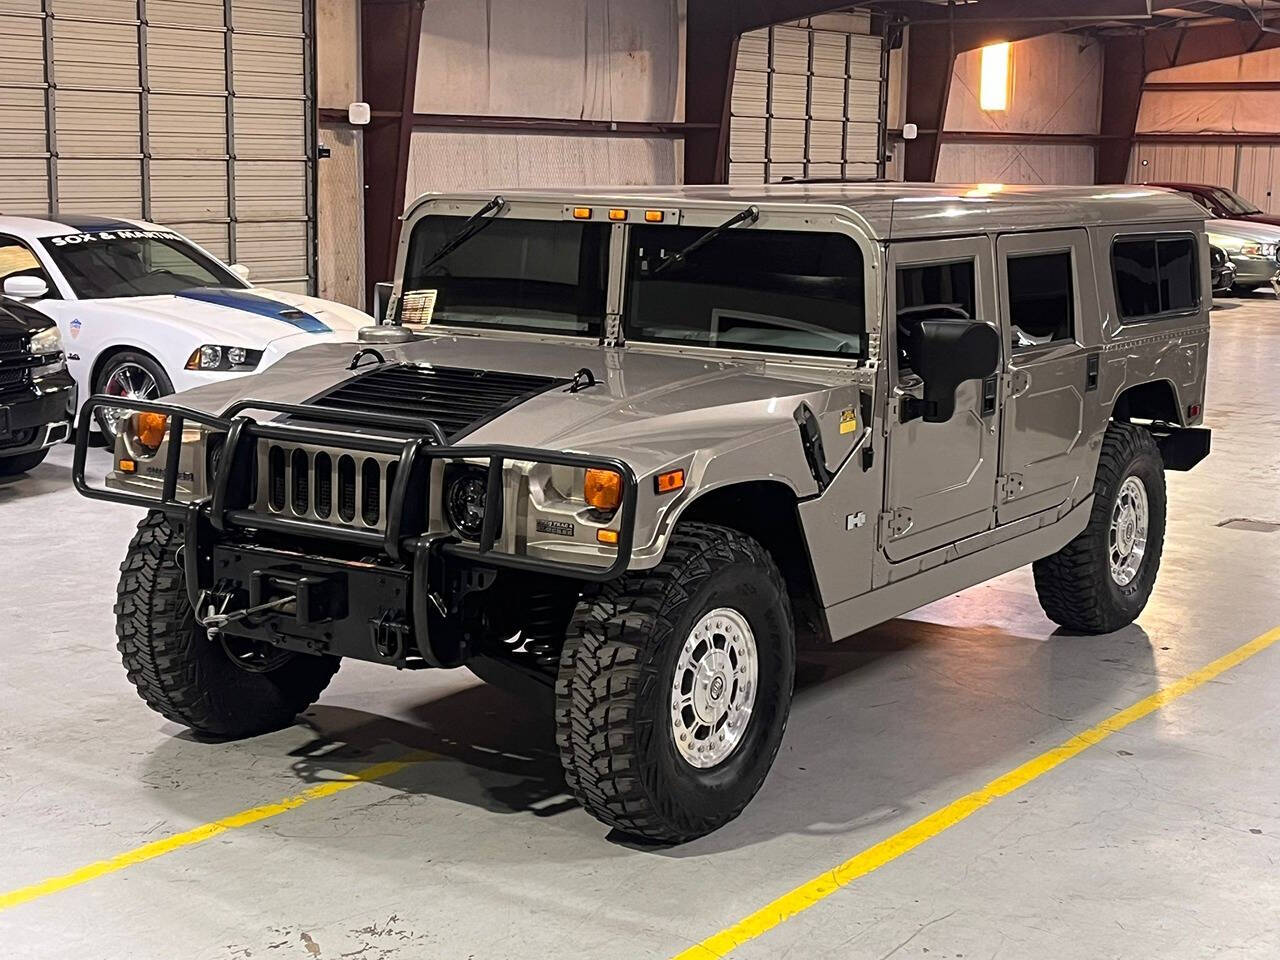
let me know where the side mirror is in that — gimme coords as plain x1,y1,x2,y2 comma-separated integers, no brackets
230,263,251,283
900,319,1000,423
372,281,394,323
3,275,49,300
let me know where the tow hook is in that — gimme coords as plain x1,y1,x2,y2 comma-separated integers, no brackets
369,611,412,661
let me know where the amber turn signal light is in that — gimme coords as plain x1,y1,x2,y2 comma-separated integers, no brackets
118,459,136,473
596,529,619,545
134,411,169,449
584,468,622,511
655,468,685,494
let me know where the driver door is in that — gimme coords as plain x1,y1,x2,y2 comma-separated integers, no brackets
882,237,1001,561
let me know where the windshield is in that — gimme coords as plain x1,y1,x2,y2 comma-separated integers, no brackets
41,231,241,299
401,215,609,336
625,225,866,357
1207,187,1263,217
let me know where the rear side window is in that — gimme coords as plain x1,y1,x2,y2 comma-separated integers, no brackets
1112,235,1199,321
1007,252,1074,348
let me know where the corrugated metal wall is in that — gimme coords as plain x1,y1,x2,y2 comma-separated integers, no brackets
728,11,885,183
0,0,316,292
1130,47,1280,214
315,0,362,307
405,0,685,196
936,33,1101,185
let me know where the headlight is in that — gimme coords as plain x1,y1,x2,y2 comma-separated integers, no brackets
29,326,62,356
185,345,262,371
446,468,489,541
1240,242,1278,258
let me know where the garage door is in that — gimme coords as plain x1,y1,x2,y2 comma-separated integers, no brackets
729,13,886,184
0,0,315,293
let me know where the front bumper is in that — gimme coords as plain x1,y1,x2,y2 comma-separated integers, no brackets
0,371,74,455
73,394,639,669
1228,255,1280,288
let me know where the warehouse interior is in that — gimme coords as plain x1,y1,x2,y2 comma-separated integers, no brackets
2,2,1280,959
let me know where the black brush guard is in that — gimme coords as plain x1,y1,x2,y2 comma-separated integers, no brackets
73,395,638,669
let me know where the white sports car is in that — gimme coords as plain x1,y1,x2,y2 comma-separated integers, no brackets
0,215,371,439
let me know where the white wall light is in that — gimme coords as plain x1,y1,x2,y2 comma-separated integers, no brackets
348,102,371,126
979,42,1010,112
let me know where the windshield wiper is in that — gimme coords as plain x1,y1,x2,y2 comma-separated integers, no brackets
652,204,760,275
418,195,506,274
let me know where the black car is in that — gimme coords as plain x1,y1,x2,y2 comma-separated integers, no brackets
0,297,74,475
1209,243,1237,296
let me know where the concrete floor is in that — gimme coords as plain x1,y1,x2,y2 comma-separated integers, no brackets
1,296,1278,960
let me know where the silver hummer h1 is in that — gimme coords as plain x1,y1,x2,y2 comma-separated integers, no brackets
77,183,1212,843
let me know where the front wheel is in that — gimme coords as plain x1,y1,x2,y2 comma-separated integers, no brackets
116,512,341,738
1033,423,1167,634
555,522,795,843
94,351,174,444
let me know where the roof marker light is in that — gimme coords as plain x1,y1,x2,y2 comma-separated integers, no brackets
608,208,628,221
645,210,665,223
573,207,593,220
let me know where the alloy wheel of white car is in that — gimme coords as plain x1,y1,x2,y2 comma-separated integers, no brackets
99,360,162,442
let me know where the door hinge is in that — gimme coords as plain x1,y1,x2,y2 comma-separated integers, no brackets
878,506,913,542
602,313,624,347
998,473,1025,501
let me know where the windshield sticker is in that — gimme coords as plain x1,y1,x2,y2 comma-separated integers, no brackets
400,289,438,326
47,230,186,248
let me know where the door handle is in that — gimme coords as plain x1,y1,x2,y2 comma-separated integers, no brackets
981,376,998,416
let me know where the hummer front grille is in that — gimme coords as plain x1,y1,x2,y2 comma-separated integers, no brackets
256,440,402,532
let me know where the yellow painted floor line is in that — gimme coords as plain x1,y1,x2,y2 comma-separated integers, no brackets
671,625,1280,960
0,755,426,913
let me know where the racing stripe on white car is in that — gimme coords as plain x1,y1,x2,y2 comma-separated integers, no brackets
174,287,332,334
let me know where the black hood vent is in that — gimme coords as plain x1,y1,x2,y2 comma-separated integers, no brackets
307,363,567,440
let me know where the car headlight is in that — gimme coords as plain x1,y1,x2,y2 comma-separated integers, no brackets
29,326,62,356
445,467,490,541
1240,242,1278,258
185,345,262,371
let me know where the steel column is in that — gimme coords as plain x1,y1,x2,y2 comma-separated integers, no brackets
360,0,424,301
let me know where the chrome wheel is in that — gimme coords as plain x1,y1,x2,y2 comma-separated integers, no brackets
1109,475,1149,587
670,607,757,769
100,361,160,440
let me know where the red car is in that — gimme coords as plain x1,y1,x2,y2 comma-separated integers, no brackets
1147,181,1280,228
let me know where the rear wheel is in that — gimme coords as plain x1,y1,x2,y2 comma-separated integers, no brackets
94,351,173,444
1033,423,1166,634
555,522,794,843
116,512,340,738
0,447,49,476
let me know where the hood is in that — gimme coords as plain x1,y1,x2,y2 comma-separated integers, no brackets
0,296,57,335
1205,218,1280,244
1213,211,1280,229
171,333,858,475
86,287,369,347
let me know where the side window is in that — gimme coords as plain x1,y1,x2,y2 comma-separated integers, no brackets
895,259,976,375
1007,251,1074,348
1112,235,1198,322
0,236,54,293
